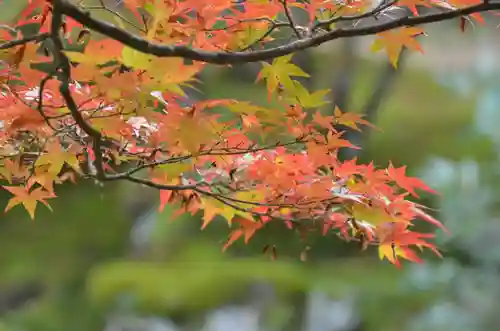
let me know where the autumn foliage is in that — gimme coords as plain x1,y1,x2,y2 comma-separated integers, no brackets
1,0,495,266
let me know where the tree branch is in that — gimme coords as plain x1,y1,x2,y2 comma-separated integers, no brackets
58,0,500,64
51,0,106,180
312,0,398,31
0,33,49,50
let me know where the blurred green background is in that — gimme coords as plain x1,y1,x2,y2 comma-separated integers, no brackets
2,1,500,331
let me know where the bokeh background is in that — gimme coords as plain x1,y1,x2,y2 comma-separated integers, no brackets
2,1,500,331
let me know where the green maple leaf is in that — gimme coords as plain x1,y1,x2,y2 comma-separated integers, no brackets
284,81,330,108
257,54,310,95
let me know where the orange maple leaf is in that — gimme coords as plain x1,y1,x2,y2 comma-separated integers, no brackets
376,222,442,266
3,183,55,219
386,163,438,198
371,27,425,68
223,217,263,251
334,107,377,131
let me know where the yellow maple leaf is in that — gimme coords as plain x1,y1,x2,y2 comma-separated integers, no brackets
371,27,424,68
121,47,156,70
3,184,55,219
0,159,23,184
145,0,174,40
35,141,81,176
233,190,265,206
378,243,423,267
351,203,402,226
226,101,283,125
28,169,57,193
201,197,236,228
230,23,272,50
175,118,216,153
145,58,202,96
64,40,122,66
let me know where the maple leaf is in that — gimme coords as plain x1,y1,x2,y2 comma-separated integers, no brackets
241,114,261,129
376,221,442,266
121,47,156,70
155,177,183,212
143,0,174,39
35,141,82,176
397,0,434,16
146,58,202,95
200,196,236,228
3,183,55,219
386,163,438,198
90,116,134,141
323,131,360,151
223,216,263,251
64,40,123,66
225,102,284,128
257,54,310,99
0,159,23,184
173,117,219,153
28,170,56,193
312,111,334,130
371,27,425,68
230,23,274,50
284,81,330,108
351,203,400,226
4,101,47,132
158,189,173,213
378,243,423,267
441,0,485,23
334,107,376,131
411,204,449,233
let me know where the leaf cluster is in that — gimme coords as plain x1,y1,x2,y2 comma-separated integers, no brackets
1,0,490,266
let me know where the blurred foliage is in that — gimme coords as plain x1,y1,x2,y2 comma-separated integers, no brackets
0,181,132,331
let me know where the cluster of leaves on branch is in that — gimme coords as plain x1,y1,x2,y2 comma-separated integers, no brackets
1,0,495,266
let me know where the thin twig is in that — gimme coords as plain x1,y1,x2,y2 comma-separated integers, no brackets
280,0,301,38
312,0,398,31
0,33,49,50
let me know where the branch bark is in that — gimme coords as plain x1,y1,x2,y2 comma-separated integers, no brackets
51,0,109,180
57,0,500,64
0,33,49,50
